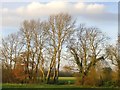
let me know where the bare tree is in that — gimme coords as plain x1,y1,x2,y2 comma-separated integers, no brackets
20,20,49,82
68,24,108,85
46,13,75,83
105,37,120,86
1,32,24,69
1,32,24,83
1,13,113,85
31,20,49,82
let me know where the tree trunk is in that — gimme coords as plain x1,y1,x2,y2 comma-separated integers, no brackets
46,48,57,83
56,50,61,83
46,56,55,83
53,66,57,83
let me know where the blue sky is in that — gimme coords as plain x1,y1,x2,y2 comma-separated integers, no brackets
1,1,118,44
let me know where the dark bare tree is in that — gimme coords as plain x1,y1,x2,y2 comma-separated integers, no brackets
67,24,109,85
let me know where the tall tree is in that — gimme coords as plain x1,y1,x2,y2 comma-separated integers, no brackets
31,20,49,82
68,24,108,85
46,13,75,83
20,20,48,82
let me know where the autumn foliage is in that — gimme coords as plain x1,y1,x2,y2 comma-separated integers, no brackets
12,63,28,83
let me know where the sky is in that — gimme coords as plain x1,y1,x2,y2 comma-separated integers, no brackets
0,0,118,44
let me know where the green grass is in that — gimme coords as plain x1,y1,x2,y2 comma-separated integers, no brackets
2,77,77,88
58,77,76,84
1,77,120,89
2,83,83,88
2,83,120,89
2,77,81,88
59,77,75,80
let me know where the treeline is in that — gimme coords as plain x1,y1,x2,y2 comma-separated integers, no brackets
0,13,120,87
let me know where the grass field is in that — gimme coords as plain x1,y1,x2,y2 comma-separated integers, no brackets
2,83,120,90
59,77,76,80
2,83,85,88
2,77,77,88
58,77,76,84
2,77,120,90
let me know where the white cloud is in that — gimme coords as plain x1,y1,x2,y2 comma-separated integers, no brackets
74,3,105,14
20,1,105,15
3,8,9,12
75,3,86,10
1,1,117,27
86,3,105,14
22,1,67,16
16,1,69,16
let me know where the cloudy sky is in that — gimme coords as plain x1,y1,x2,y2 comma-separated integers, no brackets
1,0,118,44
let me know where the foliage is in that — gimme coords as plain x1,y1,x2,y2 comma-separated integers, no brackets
12,63,28,83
